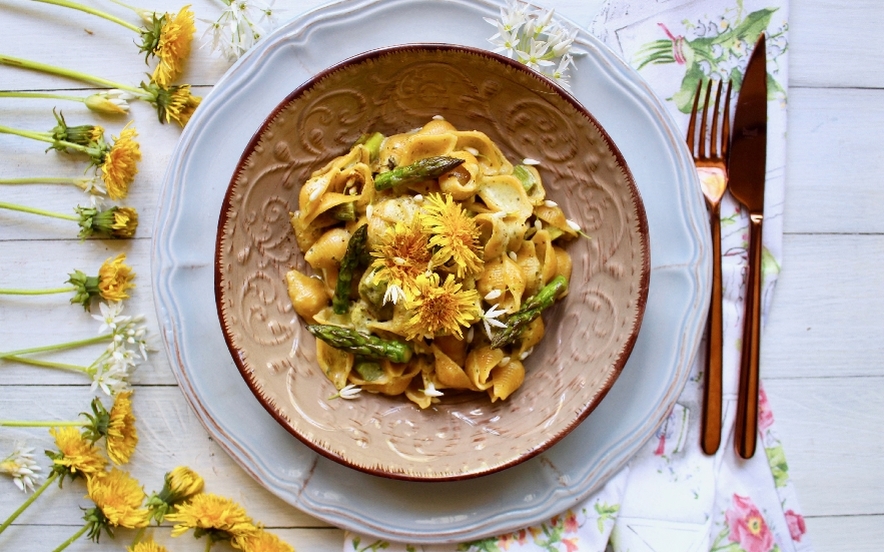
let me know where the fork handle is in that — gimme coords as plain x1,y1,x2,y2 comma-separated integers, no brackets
701,207,724,455
735,214,764,459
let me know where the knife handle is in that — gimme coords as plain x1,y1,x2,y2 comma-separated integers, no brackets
735,214,764,459
701,208,724,455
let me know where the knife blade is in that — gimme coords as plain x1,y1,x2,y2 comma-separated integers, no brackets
728,33,768,459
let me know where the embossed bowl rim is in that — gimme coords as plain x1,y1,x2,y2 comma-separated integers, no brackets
214,43,651,481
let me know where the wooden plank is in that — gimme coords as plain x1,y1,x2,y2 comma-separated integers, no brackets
762,234,884,379
784,88,884,235
764,377,884,517
804,515,884,552
789,0,884,89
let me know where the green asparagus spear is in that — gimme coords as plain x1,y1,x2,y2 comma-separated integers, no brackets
373,156,465,191
513,164,537,193
307,324,413,364
332,224,369,314
353,131,385,162
330,202,356,221
490,275,569,349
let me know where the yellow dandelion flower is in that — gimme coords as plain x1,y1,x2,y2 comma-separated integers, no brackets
370,218,433,295
128,538,169,552
403,272,481,340
236,528,295,552
111,206,139,238
101,123,141,200
164,85,201,127
151,5,196,87
146,466,204,523
48,426,107,481
106,390,138,464
165,493,258,543
421,192,484,278
85,468,150,537
98,254,136,303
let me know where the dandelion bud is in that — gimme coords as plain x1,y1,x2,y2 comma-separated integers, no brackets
48,109,106,151
166,466,205,501
85,93,130,115
146,466,205,523
76,204,139,239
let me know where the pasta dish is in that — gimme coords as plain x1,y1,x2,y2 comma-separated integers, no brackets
285,118,578,408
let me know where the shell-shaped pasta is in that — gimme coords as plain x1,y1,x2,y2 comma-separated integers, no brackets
315,338,353,390
519,164,547,206
514,239,542,295
438,151,480,200
452,130,512,175
489,359,525,402
405,384,434,409
380,131,457,168
285,269,330,322
431,344,476,390
474,213,509,261
516,317,545,358
478,175,534,224
432,334,468,367
304,227,351,271
299,146,372,226
553,246,573,285
365,196,423,250
531,229,559,287
535,203,579,239
291,210,330,253
352,358,420,396
465,345,505,391
417,118,458,135
477,255,526,313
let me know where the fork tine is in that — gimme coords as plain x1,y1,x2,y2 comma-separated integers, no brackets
721,80,733,163
710,80,723,158
698,80,713,159
686,80,703,152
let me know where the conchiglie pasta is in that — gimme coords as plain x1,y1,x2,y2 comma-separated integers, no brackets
285,269,330,322
489,360,525,402
477,256,526,313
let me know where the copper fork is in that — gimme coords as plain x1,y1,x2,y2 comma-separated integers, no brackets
686,79,732,455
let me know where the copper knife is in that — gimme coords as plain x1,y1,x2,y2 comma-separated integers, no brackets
727,34,768,459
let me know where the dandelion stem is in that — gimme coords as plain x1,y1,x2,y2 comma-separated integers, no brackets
0,354,89,374
131,526,147,546
0,286,76,296
52,522,89,552
31,0,142,32
0,420,85,427
0,471,58,535
0,200,79,222
0,334,112,358
0,177,84,185
0,53,144,95
0,124,89,153
0,91,87,103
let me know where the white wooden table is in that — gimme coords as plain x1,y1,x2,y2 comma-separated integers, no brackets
1,1,881,550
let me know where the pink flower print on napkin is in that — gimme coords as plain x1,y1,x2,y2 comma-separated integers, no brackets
758,385,775,433
784,509,807,542
725,494,775,552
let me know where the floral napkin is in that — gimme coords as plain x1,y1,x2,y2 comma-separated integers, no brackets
343,0,808,551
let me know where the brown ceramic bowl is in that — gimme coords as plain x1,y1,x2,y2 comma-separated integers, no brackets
215,44,650,481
